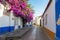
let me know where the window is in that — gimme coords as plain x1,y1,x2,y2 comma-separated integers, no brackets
45,14,48,25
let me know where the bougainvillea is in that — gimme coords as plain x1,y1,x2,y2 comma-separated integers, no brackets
0,0,34,22
21,2,27,8
0,0,2,2
26,12,33,22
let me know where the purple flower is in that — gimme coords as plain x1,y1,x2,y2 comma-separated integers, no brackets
0,0,2,2
21,2,26,8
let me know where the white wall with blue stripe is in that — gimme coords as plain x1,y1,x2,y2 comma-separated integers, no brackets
0,3,12,35
0,2,32,35
0,15,14,35
0,9,23,35
0,14,23,35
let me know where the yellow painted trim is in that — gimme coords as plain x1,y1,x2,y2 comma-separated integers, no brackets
42,27,55,40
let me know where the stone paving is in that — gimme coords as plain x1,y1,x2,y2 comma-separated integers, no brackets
0,27,32,40
0,26,51,40
18,26,51,40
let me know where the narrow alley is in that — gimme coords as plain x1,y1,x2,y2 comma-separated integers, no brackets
0,0,59,40
18,26,50,40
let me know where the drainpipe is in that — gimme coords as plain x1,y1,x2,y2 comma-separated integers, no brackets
40,19,41,26
9,10,13,32
14,17,18,30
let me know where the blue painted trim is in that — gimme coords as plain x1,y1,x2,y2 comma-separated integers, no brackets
9,26,14,32
56,37,60,40
18,26,21,29
24,24,32,28
56,0,60,39
30,24,32,27
24,25,28,28
0,26,14,35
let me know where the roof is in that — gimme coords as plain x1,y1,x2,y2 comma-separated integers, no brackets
42,0,52,17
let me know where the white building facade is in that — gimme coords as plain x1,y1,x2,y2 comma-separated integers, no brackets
0,3,23,35
41,0,56,40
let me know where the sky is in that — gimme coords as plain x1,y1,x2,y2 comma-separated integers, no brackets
28,0,49,17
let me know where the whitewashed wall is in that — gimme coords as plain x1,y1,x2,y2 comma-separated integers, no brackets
0,4,23,34
10,11,23,30
0,3,10,27
43,0,56,33
9,11,14,26
0,9,14,28
0,11,23,32
18,17,23,28
0,15,9,27
41,18,43,26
